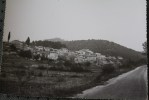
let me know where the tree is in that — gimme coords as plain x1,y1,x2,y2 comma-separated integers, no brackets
8,32,11,43
102,64,115,74
19,50,32,59
10,44,17,51
33,54,40,60
84,61,91,67
142,41,147,54
25,37,30,46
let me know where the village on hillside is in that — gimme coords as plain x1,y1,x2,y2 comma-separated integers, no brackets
4,40,123,67
1,38,136,97
1,38,146,97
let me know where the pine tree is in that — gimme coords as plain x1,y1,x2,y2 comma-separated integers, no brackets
8,32,11,43
25,37,30,46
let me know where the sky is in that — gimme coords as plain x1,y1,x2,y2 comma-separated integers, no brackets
3,0,146,51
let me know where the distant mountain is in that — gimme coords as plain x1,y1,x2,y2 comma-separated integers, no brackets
45,38,65,42
62,39,145,61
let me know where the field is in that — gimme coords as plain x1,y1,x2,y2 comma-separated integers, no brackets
0,51,141,97
0,53,102,97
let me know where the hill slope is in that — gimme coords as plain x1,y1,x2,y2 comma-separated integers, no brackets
63,39,144,61
31,40,66,49
45,38,65,42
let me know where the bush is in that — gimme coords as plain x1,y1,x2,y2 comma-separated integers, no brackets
64,60,72,67
10,44,17,51
119,57,147,69
38,72,43,77
29,70,34,76
102,64,115,74
14,64,26,69
70,65,84,72
57,77,65,82
48,59,54,62
48,63,90,72
136,57,147,65
69,63,90,72
1,72,7,78
19,50,32,59
84,62,91,67
33,54,40,60
14,70,26,77
37,65,47,70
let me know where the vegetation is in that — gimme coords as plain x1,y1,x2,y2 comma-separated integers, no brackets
8,32,11,43
142,41,147,54
63,39,145,62
0,52,94,96
25,37,30,46
19,50,32,59
1,38,147,97
10,44,17,51
101,64,116,74
30,40,66,49
33,54,40,60
119,57,147,69
48,60,90,72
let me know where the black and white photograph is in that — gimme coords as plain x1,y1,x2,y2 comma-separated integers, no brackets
0,0,147,99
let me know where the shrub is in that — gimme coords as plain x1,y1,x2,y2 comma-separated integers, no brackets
49,66,57,70
70,63,90,72
57,77,65,82
14,64,26,69
84,62,91,67
70,75,80,78
10,44,17,51
48,59,54,62
29,70,34,76
93,74,102,83
41,56,48,61
70,65,84,72
64,60,72,67
119,57,147,69
102,64,115,74
1,72,7,78
38,72,43,77
33,54,40,60
19,50,32,59
37,65,47,70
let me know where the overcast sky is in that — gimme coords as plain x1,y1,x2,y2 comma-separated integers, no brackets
3,0,146,51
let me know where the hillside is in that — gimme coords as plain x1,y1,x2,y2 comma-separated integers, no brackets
45,38,65,42
31,40,66,49
62,39,145,61
31,39,145,62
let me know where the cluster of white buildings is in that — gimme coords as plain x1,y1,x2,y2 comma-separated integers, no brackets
10,40,123,66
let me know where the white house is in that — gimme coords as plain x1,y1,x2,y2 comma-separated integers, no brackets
74,56,86,63
47,52,58,60
96,55,107,66
86,55,97,63
44,47,51,52
66,51,76,61
35,46,44,51
118,56,123,60
96,53,102,57
57,48,69,56
75,50,86,56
